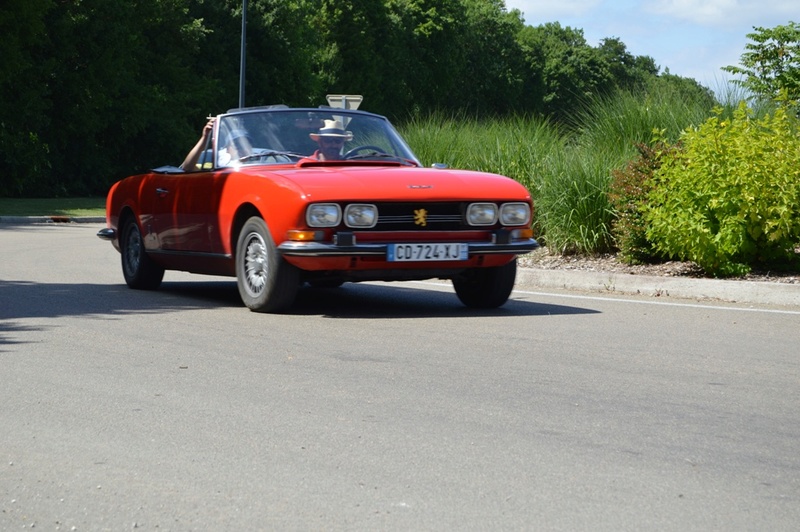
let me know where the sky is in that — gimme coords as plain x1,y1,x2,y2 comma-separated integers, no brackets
504,0,796,88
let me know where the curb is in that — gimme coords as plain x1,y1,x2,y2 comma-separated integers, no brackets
515,268,800,307
0,216,106,224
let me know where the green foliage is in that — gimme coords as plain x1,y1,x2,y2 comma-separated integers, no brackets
608,142,673,263
515,23,666,121
384,0,468,112
723,21,800,106
0,0,54,196
572,81,715,155
401,81,714,255
0,197,105,217
532,145,617,254
645,104,800,276
539,84,714,254
0,0,712,198
516,22,611,120
399,111,559,191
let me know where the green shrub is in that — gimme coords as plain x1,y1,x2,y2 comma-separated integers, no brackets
608,141,673,264
645,103,800,276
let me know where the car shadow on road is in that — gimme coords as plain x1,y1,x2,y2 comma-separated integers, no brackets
161,280,600,319
0,278,599,329
0,279,238,351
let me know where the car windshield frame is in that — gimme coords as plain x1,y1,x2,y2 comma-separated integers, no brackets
212,107,422,168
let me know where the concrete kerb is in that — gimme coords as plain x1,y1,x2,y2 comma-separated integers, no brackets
515,267,800,308
2,215,798,308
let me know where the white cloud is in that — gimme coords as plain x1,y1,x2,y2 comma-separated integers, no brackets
643,0,797,27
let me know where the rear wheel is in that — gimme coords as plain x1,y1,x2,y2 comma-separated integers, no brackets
119,216,164,289
235,216,300,312
453,259,517,309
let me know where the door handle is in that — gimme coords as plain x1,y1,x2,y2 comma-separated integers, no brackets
156,188,169,197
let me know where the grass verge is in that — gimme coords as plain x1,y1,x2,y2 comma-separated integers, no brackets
0,197,106,217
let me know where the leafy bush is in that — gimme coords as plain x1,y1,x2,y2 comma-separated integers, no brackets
645,103,800,276
608,141,673,263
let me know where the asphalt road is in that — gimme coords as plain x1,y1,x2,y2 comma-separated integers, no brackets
2,222,799,531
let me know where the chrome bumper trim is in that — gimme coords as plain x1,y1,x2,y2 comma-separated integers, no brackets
278,238,539,257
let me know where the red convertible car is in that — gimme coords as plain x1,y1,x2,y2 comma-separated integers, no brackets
98,103,539,312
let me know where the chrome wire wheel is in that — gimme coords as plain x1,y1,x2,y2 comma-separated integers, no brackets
242,231,269,297
235,216,300,313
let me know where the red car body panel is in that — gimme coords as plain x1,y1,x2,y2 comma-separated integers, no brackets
108,164,532,260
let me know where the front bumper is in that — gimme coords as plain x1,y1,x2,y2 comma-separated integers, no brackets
278,234,539,257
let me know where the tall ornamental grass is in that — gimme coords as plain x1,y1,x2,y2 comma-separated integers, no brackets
400,112,561,191
400,85,715,254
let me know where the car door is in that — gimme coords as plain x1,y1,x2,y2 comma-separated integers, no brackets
147,171,222,253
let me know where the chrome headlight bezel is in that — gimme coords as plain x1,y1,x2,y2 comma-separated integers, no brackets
499,202,532,226
306,203,342,227
344,204,378,228
466,202,498,226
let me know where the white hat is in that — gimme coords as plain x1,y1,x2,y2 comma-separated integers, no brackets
310,119,353,141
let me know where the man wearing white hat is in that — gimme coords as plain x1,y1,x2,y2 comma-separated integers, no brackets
308,119,353,161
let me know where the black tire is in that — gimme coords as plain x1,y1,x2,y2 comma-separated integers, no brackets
119,216,164,290
452,259,517,309
235,216,300,312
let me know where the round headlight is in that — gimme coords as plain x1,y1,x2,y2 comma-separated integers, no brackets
306,203,341,227
499,203,531,226
467,203,498,226
344,204,378,228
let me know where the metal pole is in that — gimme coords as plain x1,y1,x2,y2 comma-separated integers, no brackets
239,0,247,108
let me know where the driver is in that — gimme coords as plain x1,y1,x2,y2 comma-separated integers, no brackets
217,129,252,166
308,119,353,160
180,119,253,170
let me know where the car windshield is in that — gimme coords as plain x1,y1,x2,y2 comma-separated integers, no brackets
214,108,421,168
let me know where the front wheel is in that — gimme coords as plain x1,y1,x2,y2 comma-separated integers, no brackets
235,217,300,313
452,259,517,309
119,216,164,290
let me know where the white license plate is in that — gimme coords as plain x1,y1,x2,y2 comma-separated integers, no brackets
387,243,468,262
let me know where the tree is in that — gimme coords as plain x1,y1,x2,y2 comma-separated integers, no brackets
459,0,526,114
597,37,658,91
385,0,468,114
0,0,54,196
229,0,319,108
310,0,395,114
40,0,214,192
723,21,800,105
517,22,612,120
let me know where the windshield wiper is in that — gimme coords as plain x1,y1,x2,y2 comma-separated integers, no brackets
238,150,304,163
346,152,418,166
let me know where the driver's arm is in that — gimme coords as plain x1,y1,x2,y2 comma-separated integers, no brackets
180,118,214,171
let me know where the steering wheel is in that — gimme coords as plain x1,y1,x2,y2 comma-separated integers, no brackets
344,145,387,159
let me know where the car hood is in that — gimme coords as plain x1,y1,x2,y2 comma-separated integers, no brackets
267,165,531,202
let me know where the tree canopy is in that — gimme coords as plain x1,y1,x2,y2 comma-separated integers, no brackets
723,21,800,106
0,0,710,196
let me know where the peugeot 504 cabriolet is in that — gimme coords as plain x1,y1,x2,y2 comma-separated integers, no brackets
97,99,539,312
